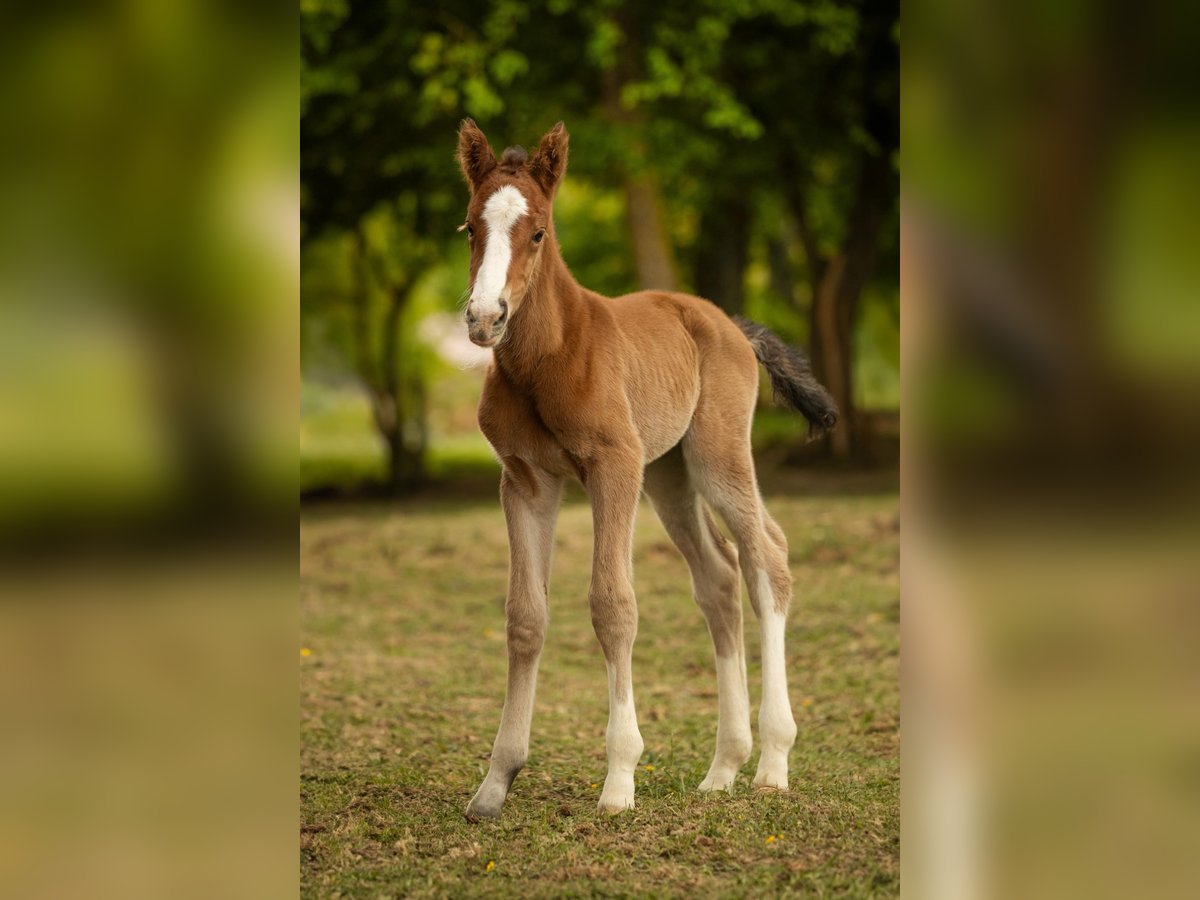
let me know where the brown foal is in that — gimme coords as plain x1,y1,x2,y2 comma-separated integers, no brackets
457,120,837,819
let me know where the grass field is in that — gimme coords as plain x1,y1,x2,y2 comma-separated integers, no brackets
300,481,899,897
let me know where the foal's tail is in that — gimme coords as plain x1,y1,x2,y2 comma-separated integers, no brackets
733,315,838,438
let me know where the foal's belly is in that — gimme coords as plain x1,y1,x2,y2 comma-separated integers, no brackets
626,351,701,464
606,291,706,464
636,405,695,463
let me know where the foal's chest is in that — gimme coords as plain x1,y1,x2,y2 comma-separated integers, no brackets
478,370,582,482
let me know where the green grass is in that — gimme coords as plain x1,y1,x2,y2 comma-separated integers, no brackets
300,488,899,897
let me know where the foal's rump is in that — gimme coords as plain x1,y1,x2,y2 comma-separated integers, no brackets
607,290,837,457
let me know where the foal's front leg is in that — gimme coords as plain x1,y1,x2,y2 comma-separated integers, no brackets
466,466,562,819
587,453,646,814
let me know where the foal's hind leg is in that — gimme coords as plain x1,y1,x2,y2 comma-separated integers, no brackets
685,434,798,791
644,447,752,791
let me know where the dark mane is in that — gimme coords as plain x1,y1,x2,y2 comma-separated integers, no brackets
499,145,528,170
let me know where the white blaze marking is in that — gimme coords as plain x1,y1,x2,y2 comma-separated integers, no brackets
471,185,529,318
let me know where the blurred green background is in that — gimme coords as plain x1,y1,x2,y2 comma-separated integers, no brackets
301,0,899,496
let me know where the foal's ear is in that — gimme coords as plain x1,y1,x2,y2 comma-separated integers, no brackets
529,122,569,197
458,118,497,192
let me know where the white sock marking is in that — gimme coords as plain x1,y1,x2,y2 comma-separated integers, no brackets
699,649,752,790
755,570,796,788
599,660,642,811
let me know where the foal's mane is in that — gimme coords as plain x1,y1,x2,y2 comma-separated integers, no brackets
499,146,528,171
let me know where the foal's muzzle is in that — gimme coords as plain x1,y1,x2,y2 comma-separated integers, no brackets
466,298,508,348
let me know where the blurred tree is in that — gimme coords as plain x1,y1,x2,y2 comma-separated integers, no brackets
599,6,681,291
302,0,488,491
626,0,899,458
775,3,897,460
301,0,899,492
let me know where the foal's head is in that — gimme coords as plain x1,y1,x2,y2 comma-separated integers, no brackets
457,119,568,347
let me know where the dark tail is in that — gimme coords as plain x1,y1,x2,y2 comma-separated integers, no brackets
733,315,838,438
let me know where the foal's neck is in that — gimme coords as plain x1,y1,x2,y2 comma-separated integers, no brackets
494,233,585,386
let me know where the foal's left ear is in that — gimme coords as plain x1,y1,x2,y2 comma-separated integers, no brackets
458,118,498,193
529,122,569,198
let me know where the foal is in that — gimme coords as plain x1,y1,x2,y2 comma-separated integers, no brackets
458,120,837,819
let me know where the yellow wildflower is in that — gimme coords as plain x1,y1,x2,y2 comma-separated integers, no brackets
485,860,495,873
766,834,778,845
801,697,813,709
300,647,312,657
590,783,598,789
644,764,655,772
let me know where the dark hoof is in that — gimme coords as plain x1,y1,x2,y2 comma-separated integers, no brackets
465,798,503,820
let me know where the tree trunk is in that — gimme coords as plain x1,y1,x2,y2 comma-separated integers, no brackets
378,284,424,493
811,253,855,459
788,146,893,461
777,160,826,303
766,235,795,309
350,229,425,494
694,188,751,314
382,424,422,492
624,174,678,291
603,38,678,292
827,158,891,458
773,1,897,462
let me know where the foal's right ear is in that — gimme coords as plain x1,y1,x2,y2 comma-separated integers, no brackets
529,122,569,198
458,118,497,192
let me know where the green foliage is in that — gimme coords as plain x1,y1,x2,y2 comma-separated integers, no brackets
301,0,898,490
553,180,636,298
855,288,901,408
301,0,896,271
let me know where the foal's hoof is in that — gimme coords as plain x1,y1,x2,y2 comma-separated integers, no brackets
596,797,634,815
752,754,791,791
698,765,742,792
698,776,737,793
465,800,502,820
751,773,790,792
465,790,505,820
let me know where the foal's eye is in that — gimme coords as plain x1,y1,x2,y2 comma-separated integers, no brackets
532,230,544,244
466,225,474,239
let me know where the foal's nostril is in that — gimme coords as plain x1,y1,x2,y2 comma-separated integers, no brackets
496,299,508,325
